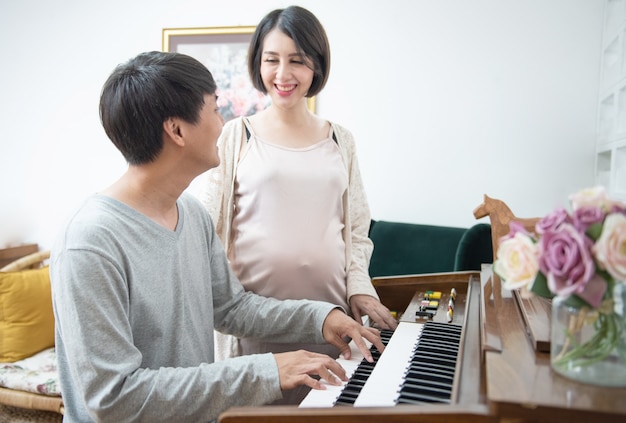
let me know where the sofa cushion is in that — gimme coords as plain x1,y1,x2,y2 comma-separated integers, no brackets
369,220,467,277
453,223,493,271
0,266,55,362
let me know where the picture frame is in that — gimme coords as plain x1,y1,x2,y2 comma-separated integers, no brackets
162,26,316,122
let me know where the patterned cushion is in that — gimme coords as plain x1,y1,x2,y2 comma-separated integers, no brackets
0,347,60,396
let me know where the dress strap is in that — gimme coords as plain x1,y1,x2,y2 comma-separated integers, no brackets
328,123,338,144
243,117,254,142
238,117,256,163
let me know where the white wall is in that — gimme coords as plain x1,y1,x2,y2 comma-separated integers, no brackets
0,0,604,250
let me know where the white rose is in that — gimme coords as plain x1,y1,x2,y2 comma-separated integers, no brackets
593,213,626,281
494,232,540,291
569,186,612,212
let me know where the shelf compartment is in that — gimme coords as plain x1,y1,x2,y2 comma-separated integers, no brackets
605,0,626,39
599,93,616,140
603,36,620,87
595,150,612,190
615,146,626,195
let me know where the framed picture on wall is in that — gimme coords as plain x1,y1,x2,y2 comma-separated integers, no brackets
162,26,315,122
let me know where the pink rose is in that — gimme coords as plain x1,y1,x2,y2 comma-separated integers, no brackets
502,221,530,239
572,205,605,232
535,207,569,234
538,223,596,300
574,274,607,309
593,213,626,281
610,200,626,214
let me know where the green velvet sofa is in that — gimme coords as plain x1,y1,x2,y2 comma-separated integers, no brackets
368,219,492,278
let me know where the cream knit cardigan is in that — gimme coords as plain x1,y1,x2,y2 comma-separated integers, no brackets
198,117,379,302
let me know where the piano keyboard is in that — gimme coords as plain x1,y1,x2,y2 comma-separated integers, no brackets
299,321,462,408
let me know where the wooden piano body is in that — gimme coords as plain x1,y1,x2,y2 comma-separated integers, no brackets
218,268,626,423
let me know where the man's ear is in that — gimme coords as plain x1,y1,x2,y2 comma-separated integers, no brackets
163,117,185,147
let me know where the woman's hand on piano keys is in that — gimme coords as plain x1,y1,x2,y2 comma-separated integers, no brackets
322,309,385,363
350,294,399,330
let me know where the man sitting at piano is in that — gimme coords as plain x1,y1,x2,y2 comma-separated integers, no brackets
49,51,384,423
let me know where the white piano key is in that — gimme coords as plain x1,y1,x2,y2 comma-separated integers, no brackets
353,322,423,407
298,338,368,408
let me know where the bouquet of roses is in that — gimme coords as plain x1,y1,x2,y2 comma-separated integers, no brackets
494,186,626,306
494,186,626,369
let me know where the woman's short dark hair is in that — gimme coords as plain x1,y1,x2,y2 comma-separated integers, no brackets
99,51,217,165
248,6,330,98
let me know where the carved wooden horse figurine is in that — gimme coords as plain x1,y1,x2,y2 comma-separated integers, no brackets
473,194,540,262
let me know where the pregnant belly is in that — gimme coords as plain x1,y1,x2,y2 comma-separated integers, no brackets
231,240,347,306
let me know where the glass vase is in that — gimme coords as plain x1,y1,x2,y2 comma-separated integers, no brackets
550,282,626,387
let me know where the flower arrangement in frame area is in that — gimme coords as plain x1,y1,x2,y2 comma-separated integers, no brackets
162,27,270,122
209,43,271,121
162,26,315,121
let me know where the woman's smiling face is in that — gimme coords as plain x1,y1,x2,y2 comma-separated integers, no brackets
260,28,314,109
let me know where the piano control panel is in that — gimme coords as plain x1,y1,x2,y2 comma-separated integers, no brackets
400,286,467,326
413,288,458,322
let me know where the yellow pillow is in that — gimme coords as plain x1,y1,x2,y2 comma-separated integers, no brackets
0,266,55,362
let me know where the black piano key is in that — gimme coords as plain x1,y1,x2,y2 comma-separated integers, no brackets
416,339,459,351
407,362,456,379
354,363,376,373
407,361,454,373
335,389,361,405
416,344,459,356
398,384,452,401
424,321,462,332
410,352,457,368
404,369,454,385
342,380,366,391
380,329,394,342
414,344,459,356
350,372,373,382
348,371,372,382
412,346,457,359
420,330,461,341
402,377,453,393
404,362,456,380
417,333,459,342
418,331,460,341
397,392,452,404
419,331,460,342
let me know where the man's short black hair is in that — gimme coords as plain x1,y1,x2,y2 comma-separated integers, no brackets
100,51,217,165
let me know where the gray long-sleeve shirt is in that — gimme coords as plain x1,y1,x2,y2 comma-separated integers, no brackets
50,193,335,422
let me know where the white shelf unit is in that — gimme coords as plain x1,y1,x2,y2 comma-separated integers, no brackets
596,0,626,201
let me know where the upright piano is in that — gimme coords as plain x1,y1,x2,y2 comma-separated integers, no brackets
218,268,626,423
